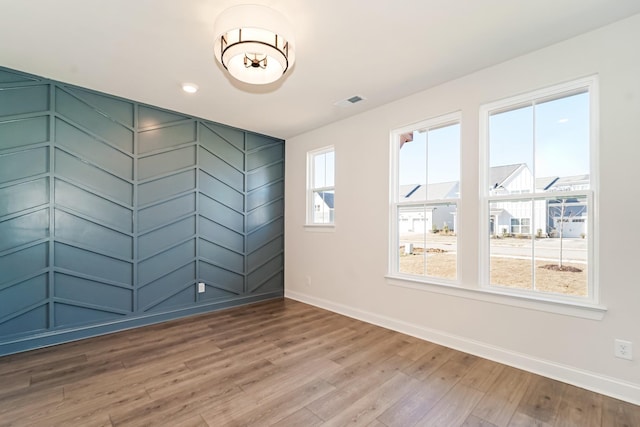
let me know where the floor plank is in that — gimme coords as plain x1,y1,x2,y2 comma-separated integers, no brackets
461,414,498,426
601,394,640,427
459,357,505,392
271,407,324,427
222,378,335,426
321,372,417,426
307,354,412,420
514,374,567,424
555,383,602,427
471,365,533,426
414,383,485,426
377,357,478,426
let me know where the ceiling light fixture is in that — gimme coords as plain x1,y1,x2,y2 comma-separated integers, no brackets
213,4,295,85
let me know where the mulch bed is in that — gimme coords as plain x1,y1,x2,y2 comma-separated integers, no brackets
539,264,582,272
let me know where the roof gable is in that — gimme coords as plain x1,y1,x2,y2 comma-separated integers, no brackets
489,163,526,189
317,191,334,209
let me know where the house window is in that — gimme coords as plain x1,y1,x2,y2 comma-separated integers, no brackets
510,218,531,235
390,113,460,282
481,77,596,301
307,146,335,225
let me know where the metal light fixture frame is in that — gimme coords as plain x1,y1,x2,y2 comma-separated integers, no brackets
213,5,295,85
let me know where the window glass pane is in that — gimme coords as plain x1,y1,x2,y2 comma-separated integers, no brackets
313,153,327,187
313,190,334,224
398,205,426,275
490,196,589,296
427,123,460,200
398,203,456,280
489,105,534,194
535,92,589,189
398,131,426,196
489,200,533,289
324,150,335,187
534,195,588,295
425,203,457,280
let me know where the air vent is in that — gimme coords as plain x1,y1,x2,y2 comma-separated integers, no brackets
334,95,367,108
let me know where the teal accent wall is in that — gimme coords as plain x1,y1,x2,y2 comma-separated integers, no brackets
0,67,284,355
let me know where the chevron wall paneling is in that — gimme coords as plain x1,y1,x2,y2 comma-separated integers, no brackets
0,67,284,355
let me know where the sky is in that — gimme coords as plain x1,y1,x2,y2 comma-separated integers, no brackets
398,91,589,188
314,150,335,188
399,123,460,186
489,91,589,179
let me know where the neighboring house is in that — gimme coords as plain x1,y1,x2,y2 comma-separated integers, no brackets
541,175,589,238
314,191,334,223
398,181,458,233
490,164,588,237
489,163,544,236
400,164,588,237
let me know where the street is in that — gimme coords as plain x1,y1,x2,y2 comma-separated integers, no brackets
399,234,587,263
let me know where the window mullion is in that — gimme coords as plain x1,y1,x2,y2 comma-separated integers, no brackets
531,197,537,292
532,100,537,193
422,203,427,276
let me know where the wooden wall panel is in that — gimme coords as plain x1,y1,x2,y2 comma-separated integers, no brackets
0,66,284,356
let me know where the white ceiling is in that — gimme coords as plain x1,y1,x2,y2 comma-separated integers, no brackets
1,0,639,139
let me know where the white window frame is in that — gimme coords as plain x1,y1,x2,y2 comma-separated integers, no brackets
479,76,599,306
386,78,606,320
306,146,335,228
388,112,461,285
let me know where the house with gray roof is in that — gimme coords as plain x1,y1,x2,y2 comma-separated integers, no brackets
398,181,458,234
398,164,588,238
540,174,589,238
313,191,335,224
490,165,589,237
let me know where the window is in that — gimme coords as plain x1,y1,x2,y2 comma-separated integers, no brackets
390,113,460,282
307,146,335,225
481,77,596,301
511,218,531,235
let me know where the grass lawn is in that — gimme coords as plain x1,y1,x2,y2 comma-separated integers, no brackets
399,250,587,296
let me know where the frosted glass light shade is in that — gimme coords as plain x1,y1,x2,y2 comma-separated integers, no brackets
213,5,295,85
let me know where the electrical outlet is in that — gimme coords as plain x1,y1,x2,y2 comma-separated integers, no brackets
305,276,311,286
614,339,633,360
198,282,205,293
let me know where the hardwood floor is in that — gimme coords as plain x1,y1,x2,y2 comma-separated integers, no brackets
0,298,638,426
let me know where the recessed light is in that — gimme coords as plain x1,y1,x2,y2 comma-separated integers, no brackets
182,83,199,94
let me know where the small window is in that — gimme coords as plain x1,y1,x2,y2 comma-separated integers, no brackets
390,113,460,282
481,77,596,301
307,146,335,225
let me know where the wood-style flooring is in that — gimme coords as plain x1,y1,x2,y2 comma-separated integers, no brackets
0,298,638,426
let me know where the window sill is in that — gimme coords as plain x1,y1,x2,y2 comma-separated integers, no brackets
304,224,335,232
385,275,607,320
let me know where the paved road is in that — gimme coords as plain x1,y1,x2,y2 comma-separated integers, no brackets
399,234,587,262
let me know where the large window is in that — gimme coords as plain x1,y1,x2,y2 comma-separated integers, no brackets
307,146,335,225
481,77,596,301
390,113,460,282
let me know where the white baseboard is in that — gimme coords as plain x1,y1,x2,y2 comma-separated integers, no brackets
285,289,640,405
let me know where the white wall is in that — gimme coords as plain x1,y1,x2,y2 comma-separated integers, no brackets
285,14,640,404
